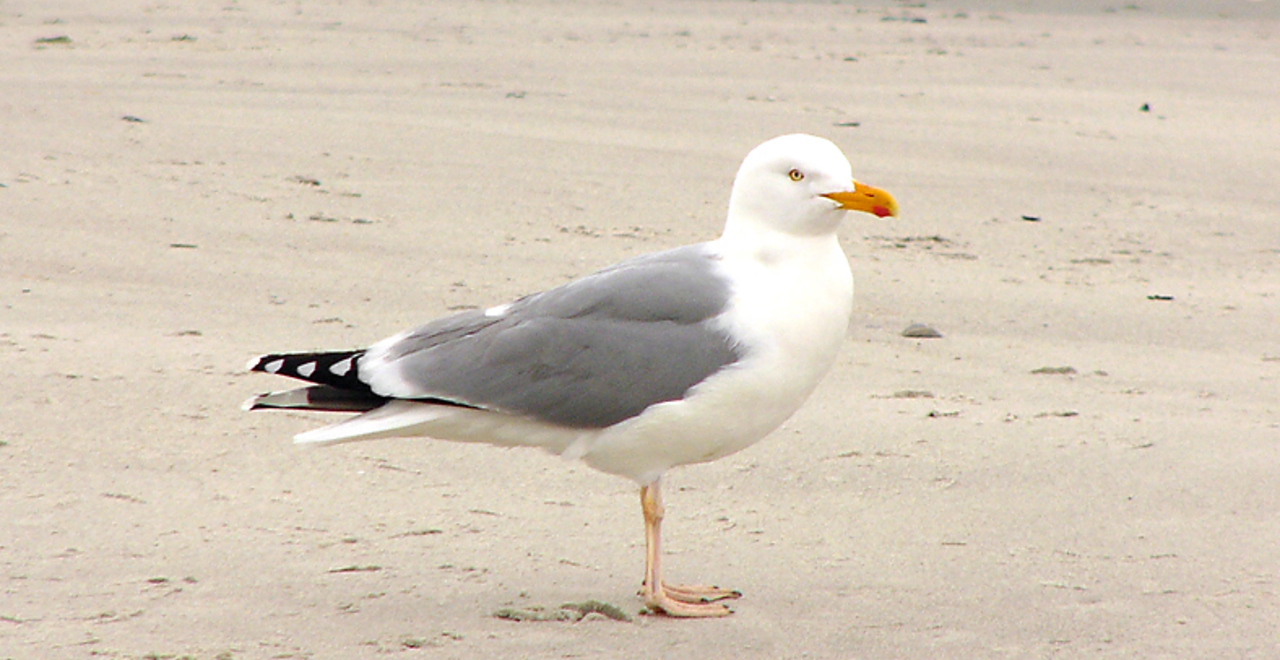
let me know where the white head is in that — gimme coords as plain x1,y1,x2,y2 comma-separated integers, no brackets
724,134,897,240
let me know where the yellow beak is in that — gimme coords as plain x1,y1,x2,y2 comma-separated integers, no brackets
822,181,899,218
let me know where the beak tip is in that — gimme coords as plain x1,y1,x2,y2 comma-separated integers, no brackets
824,185,899,218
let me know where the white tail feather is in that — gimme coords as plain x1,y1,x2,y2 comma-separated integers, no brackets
293,400,448,445
290,399,597,459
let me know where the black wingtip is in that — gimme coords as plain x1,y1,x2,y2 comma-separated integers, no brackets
242,385,386,413
244,350,368,390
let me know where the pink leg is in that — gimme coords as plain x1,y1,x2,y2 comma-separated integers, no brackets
639,478,741,617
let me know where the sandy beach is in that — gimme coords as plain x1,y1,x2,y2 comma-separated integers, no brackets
3,1,1278,657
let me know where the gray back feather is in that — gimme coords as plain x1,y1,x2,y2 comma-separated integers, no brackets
361,244,742,429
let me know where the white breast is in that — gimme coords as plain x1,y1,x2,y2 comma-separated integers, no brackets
580,234,854,484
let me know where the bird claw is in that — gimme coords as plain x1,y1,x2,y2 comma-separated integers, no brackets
660,583,742,604
641,582,741,617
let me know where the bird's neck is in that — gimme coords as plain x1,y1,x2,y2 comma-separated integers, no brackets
716,215,844,265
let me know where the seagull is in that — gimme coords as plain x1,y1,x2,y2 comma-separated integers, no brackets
244,133,898,617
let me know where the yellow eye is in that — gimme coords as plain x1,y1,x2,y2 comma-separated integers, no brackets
788,169,804,181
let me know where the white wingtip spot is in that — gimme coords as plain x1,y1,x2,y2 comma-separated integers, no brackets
484,303,511,318
263,359,285,374
329,357,353,377
296,361,317,378
246,355,265,371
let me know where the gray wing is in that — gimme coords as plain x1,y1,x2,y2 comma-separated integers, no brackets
358,244,743,429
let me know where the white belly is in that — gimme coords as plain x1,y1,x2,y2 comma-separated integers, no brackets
581,236,854,484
